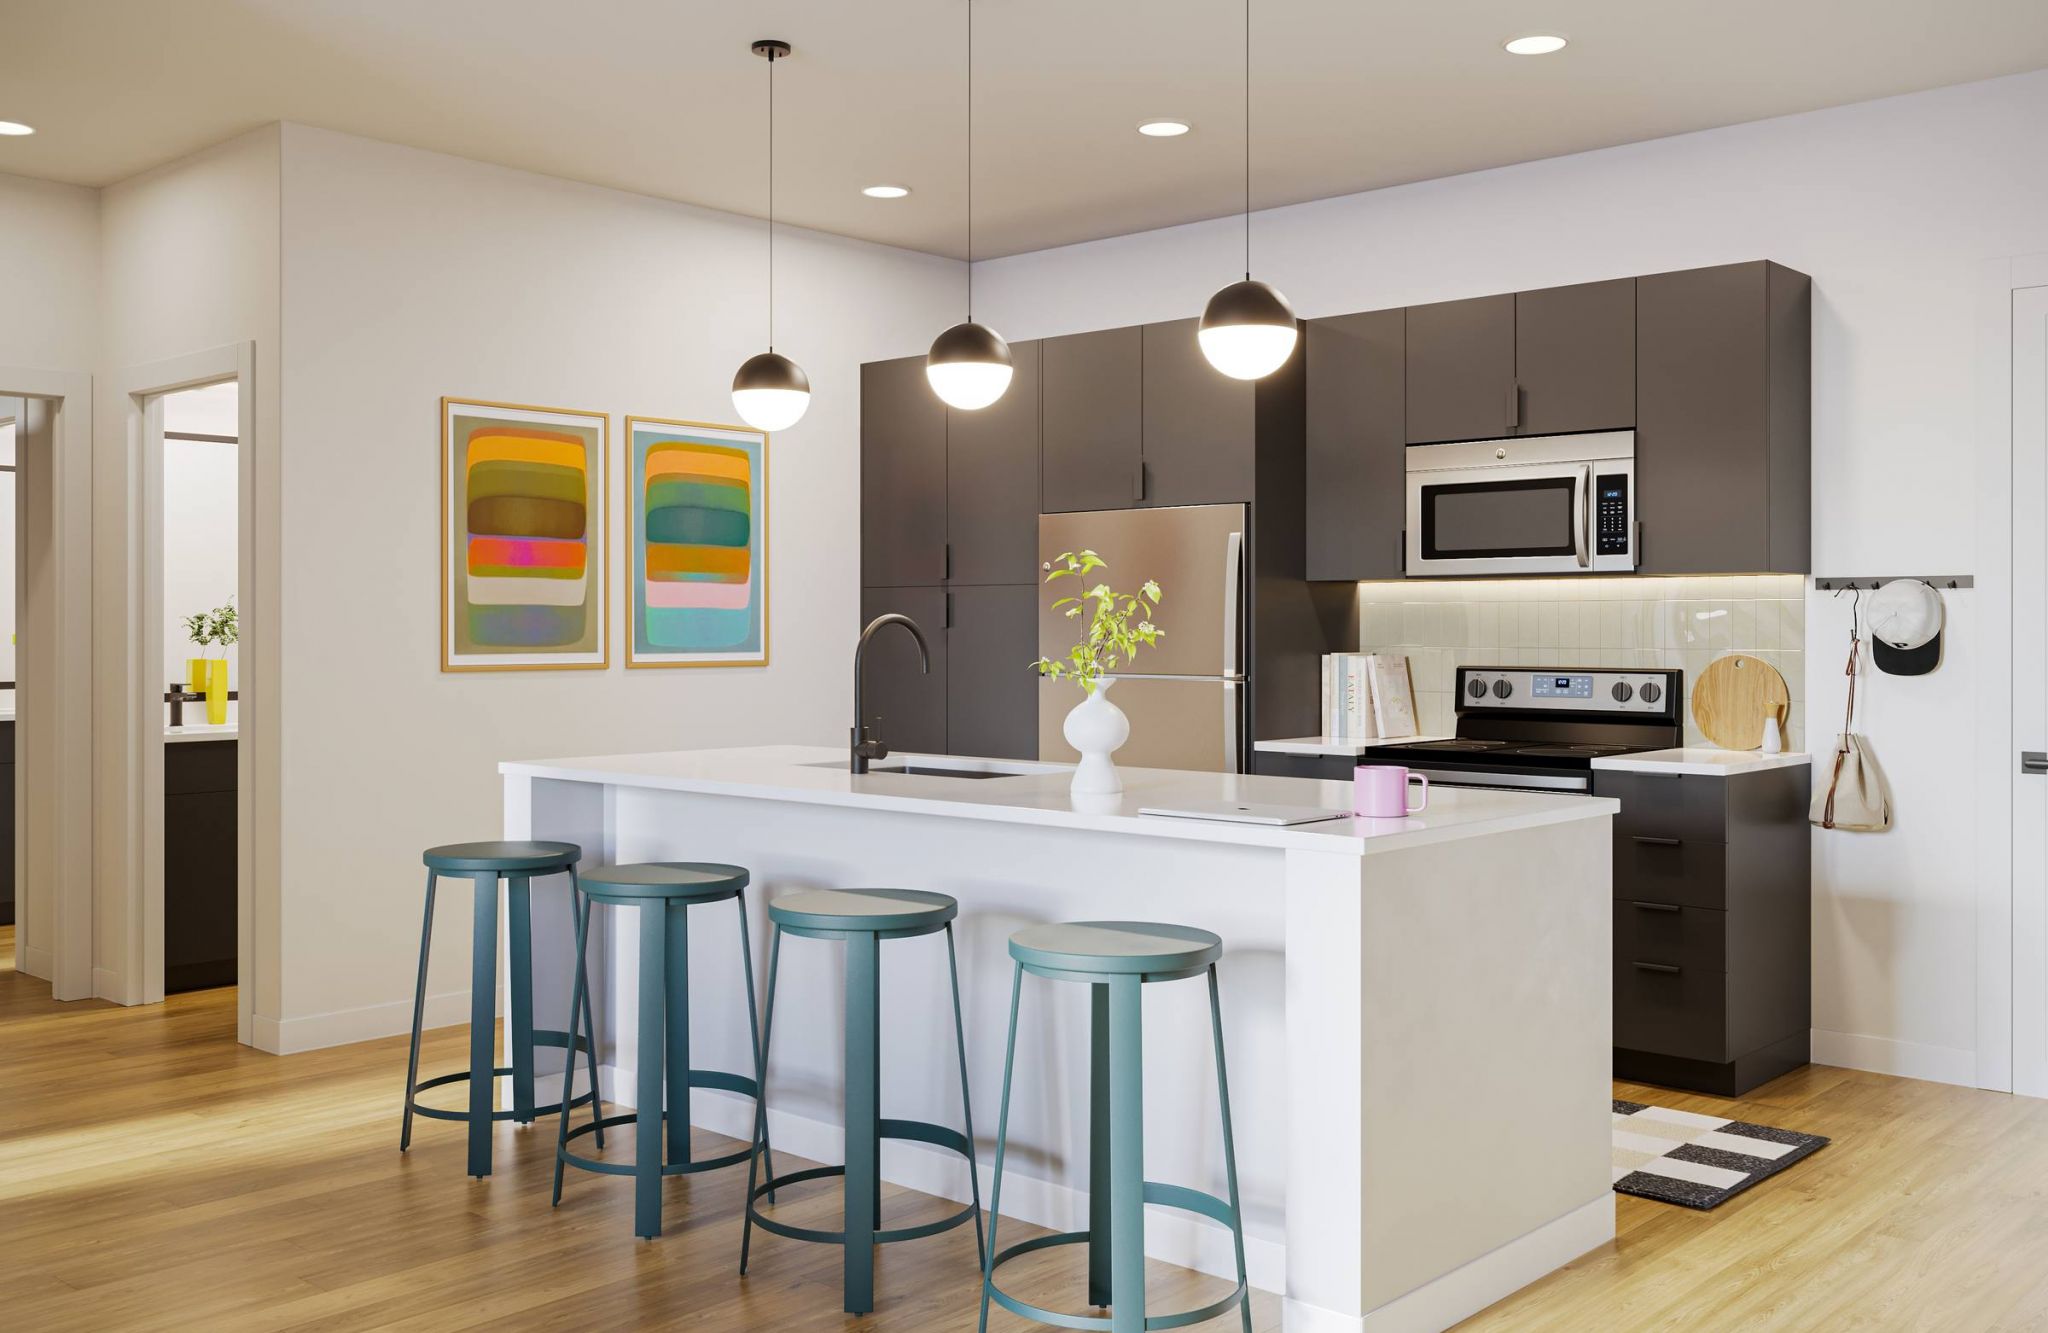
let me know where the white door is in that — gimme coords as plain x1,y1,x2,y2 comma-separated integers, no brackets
2015,284,2048,1097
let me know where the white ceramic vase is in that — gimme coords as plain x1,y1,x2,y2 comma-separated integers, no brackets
1063,679,1130,796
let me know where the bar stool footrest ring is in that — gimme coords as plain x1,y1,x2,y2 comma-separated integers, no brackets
744,1117,979,1248
982,1183,1249,1332
556,1068,765,1178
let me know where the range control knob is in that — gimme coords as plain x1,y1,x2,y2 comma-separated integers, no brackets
1467,678,1488,700
1611,681,1634,703
1639,681,1663,705
1492,678,1514,700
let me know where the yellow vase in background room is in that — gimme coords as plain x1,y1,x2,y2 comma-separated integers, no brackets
188,656,209,695
206,659,229,725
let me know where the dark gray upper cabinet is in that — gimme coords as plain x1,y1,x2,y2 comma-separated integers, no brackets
858,585,949,757
1305,309,1405,581
1042,326,1142,512
946,584,1040,760
946,340,1042,584
1636,261,1810,575
1404,294,1515,444
1140,318,1259,507
1515,278,1636,436
860,355,948,586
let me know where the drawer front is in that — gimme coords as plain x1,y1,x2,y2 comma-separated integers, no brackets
1614,959,1726,1062
1596,770,1726,844
1614,831,1726,909
165,739,238,795
1252,752,1359,783
1615,900,1726,973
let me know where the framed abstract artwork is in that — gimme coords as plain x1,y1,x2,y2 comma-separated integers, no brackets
441,398,609,671
624,416,769,668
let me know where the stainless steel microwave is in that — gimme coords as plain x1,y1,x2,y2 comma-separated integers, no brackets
1404,431,1637,577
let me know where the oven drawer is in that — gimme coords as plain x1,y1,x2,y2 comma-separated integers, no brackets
1614,959,1726,1063
1595,770,1727,844
1614,834,1726,909
1615,900,1726,973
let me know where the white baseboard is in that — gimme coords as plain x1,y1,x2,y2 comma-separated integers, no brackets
265,989,475,1055
19,943,51,981
1811,1028,1979,1089
1281,1193,1613,1333
553,1069,1284,1296
93,966,132,1004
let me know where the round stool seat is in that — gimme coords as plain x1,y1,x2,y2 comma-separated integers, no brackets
1008,920,1224,978
768,887,957,936
422,840,580,874
580,861,749,902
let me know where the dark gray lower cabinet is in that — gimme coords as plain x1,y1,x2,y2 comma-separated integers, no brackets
165,739,237,993
858,587,950,758
0,720,13,928
1251,751,1358,782
1598,764,1811,1096
945,585,1039,761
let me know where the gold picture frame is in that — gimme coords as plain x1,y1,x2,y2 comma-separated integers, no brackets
441,397,612,672
623,414,770,670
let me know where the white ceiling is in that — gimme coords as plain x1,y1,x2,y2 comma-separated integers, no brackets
2,0,2045,259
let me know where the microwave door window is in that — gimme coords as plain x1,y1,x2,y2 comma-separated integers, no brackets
1422,477,1577,560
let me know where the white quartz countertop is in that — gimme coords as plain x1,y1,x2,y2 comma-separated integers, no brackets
501,743,1613,856
165,723,238,744
1591,748,1811,776
1252,735,1451,757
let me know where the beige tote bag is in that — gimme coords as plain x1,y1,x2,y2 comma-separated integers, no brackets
1812,636,1892,831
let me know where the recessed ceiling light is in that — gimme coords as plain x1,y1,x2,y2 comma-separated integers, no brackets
1137,120,1191,138
862,184,910,198
0,121,35,137
1504,35,1568,55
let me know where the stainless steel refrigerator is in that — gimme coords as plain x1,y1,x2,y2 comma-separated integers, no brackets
1038,504,1247,773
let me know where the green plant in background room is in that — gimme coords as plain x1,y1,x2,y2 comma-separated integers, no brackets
182,597,237,725
1032,550,1162,796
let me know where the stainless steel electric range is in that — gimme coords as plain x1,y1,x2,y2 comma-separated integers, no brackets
1360,665,1684,793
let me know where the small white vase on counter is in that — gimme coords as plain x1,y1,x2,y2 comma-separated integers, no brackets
1761,714,1784,755
1064,679,1130,795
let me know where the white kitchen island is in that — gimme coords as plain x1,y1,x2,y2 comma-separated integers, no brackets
500,744,1615,1333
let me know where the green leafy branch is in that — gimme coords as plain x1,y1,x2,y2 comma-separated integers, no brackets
184,598,238,657
1030,550,1163,694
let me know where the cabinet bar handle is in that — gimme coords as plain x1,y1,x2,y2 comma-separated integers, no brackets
945,592,954,630
1132,462,1147,502
1632,835,1683,847
1631,961,1682,975
942,542,951,581
1632,901,1681,913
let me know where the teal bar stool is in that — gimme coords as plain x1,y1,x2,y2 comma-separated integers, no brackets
401,840,604,1180
552,862,774,1240
980,921,1251,1333
740,888,985,1316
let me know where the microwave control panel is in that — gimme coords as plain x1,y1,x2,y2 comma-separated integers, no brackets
1596,474,1630,556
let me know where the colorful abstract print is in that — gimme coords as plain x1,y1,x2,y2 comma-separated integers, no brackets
631,423,765,663
447,406,604,664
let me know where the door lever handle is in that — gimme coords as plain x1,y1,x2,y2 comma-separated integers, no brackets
2024,751,2048,776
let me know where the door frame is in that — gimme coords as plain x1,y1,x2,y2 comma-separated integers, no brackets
0,366,94,1001
1977,252,2048,1096
106,344,256,1045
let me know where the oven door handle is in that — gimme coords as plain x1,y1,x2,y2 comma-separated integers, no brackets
1574,464,1592,568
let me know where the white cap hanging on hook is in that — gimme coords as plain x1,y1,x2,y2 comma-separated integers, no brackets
1866,578,1943,675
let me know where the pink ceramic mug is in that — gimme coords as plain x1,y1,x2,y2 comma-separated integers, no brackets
1354,765,1429,819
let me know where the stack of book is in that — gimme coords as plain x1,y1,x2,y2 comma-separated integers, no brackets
1321,653,1418,741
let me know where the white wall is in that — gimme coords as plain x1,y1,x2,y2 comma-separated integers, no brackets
978,70,2048,1088
0,169,98,370
98,125,281,1019
275,125,962,1049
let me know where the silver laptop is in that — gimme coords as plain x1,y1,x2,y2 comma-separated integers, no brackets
1137,800,1350,827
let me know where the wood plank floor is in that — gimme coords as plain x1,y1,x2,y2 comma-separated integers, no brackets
3,926,2045,1330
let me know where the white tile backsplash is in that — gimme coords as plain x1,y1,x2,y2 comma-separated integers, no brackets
1355,575,1807,749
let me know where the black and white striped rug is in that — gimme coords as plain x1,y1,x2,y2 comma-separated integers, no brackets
1612,1099,1829,1210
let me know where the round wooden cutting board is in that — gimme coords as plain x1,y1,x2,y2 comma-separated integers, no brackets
1691,653,1790,750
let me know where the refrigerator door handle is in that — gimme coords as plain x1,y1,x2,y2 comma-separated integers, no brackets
1223,678,1241,774
1222,529,1243,677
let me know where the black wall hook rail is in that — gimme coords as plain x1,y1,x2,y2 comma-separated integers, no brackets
1812,576,1972,592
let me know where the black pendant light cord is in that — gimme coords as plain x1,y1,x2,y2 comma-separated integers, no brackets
767,46,777,351
1242,0,1251,281
966,0,975,320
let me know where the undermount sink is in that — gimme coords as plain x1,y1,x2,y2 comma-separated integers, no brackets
805,760,1027,780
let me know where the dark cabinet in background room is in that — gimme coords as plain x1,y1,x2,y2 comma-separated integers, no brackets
1041,326,1143,513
